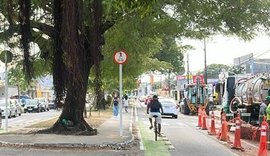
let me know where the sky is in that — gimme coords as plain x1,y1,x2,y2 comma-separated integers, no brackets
181,34,270,73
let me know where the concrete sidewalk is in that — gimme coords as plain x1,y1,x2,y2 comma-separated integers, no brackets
0,107,135,150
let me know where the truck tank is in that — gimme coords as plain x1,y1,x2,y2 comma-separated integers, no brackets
229,74,270,125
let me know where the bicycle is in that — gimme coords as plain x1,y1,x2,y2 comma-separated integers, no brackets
153,115,158,141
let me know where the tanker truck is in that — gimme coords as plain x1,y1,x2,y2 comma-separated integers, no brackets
222,73,270,125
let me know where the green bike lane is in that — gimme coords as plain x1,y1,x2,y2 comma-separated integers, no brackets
135,103,172,156
138,121,171,156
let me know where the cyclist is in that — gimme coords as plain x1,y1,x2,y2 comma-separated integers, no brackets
147,95,164,136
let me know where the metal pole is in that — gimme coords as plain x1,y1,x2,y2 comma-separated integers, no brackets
4,51,8,132
119,64,123,136
187,53,190,84
204,38,207,84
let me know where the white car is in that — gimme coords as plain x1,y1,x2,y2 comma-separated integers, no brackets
35,98,50,111
159,98,178,118
0,99,17,118
9,99,23,115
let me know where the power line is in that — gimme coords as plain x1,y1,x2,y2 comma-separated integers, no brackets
253,49,270,59
236,49,270,66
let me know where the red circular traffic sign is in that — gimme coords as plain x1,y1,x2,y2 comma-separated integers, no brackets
113,50,128,64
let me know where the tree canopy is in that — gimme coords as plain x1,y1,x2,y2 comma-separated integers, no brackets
198,64,230,79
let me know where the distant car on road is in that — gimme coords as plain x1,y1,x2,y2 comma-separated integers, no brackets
139,96,147,103
159,98,178,118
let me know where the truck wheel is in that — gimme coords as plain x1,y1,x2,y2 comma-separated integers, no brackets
183,99,190,115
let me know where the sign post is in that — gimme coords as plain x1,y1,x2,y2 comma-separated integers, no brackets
0,51,13,132
113,50,128,137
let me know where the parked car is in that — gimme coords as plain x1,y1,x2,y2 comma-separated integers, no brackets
48,101,55,110
0,99,17,118
159,98,178,118
24,99,42,113
35,98,50,111
10,95,32,109
9,99,23,116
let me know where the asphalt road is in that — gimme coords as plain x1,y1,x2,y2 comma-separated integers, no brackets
136,100,239,156
164,114,237,156
0,110,60,132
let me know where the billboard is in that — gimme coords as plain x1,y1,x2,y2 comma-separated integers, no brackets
192,75,204,84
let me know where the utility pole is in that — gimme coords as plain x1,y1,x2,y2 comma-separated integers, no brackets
204,38,207,84
187,52,190,84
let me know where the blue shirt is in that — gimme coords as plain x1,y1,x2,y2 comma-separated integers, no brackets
148,100,162,113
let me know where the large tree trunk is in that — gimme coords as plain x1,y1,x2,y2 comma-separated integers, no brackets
40,0,98,135
94,62,105,110
39,0,104,135
50,69,96,135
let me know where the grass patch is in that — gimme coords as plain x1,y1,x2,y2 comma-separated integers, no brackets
27,108,113,129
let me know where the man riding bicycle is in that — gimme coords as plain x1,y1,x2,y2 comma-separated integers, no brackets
147,95,164,136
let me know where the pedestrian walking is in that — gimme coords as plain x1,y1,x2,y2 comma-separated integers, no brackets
123,94,129,113
112,95,119,117
259,98,268,126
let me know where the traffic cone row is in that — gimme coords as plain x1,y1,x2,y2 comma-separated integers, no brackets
201,109,208,130
217,113,230,142
208,111,216,135
195,108,270,154
231,113,244,151
258,117,268,156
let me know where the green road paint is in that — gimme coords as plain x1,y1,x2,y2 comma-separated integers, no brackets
138,121,171,156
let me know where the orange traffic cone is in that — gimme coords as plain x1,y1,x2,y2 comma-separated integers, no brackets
258,117,268,156
217,113,230,142
208,111,216,135
201,109,207,130
197,107,202,127
231,114,244,151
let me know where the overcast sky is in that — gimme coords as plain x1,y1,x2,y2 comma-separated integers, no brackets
181,34,270,73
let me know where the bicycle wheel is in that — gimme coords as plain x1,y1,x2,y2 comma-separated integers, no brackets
154,120,157,141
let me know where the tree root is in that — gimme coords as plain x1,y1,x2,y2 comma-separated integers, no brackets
35,120,97,136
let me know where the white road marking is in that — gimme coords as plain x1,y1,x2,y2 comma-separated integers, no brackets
135,105,138,122
138,129,144,150
129,105,133,133
135,104,145,150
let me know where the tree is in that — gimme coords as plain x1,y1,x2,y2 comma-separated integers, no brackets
1,0,270,135
199,64,230,79
153,36,185,74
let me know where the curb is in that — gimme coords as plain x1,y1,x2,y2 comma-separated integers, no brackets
0,138,135,150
